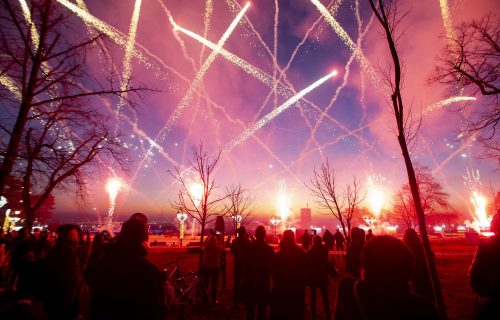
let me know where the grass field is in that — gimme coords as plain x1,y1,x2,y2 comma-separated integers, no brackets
148,236,478,320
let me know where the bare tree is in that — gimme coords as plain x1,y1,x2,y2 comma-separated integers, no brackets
393,166,450,229
169,142,229,267
305,158,364,244
0,0,147,216
430,14,499,162
16,102,127,230
369,1,448,317
393,190,417,229
224,184,255,235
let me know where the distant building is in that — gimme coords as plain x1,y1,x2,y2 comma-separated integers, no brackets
300,207,312,229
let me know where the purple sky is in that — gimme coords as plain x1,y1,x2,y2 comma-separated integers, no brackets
51,0,499,222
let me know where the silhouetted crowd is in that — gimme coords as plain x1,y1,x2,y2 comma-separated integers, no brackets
0,210,498,320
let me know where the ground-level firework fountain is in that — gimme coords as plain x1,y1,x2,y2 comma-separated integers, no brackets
106,177,126,225
276,180,291,230
464,169,492,233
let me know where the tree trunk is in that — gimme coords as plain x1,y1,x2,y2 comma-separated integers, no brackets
198,217,206,270
0,101,32,197
399,135,447,319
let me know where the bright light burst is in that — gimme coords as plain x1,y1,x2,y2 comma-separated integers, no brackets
276,180,291,225
106,177,126,223
188,180,204,208
367,174,385,217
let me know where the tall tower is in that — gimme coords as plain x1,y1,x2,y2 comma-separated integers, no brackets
300,207,312,229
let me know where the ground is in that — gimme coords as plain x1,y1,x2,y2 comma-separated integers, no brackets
148,236,477,320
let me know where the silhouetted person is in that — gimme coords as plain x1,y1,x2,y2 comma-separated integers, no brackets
333,229,345,251
42,224,81,320
403,228,435,302
84,217,166,320
231,226,251,304
202,234,223,305
219,234,228,289
334,236,440,320
308,235,332,320
242,226,274,320
322,229,334,251
270,230,308,320
345,227,365,278
469,212,500,320
366,229,374,241
300,229,312,251
10,227,36,291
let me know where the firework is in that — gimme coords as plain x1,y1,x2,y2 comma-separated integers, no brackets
106,177,126,223
463,169,491,232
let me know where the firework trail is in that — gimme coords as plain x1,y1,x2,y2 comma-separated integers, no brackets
19,0,40,49
432,133,477,175
116,0,142,120
425,96,476,113
0,75,21,100
310,0,378,86
200,0,214,64
439,0,458,50
273,0,279,108
159,2,250,141
224,70,338,152
156,0,198,71
173,21,379,157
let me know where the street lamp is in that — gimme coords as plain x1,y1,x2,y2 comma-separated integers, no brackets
270,215,282,237
232,213,242,233
176,212,188,246
363,215,377,230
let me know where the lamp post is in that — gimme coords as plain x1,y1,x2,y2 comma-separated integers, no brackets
363,215,377,231
232,213,242,233
270,215,282,237
176,212,188,246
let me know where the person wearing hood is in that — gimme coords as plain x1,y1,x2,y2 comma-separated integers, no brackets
84,217,166,320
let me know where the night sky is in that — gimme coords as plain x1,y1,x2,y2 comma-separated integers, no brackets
51,0,498,221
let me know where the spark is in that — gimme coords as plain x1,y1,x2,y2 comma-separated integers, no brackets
310,0,378,85
425,96,476,113
224,70,338,152
106,177,126,223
